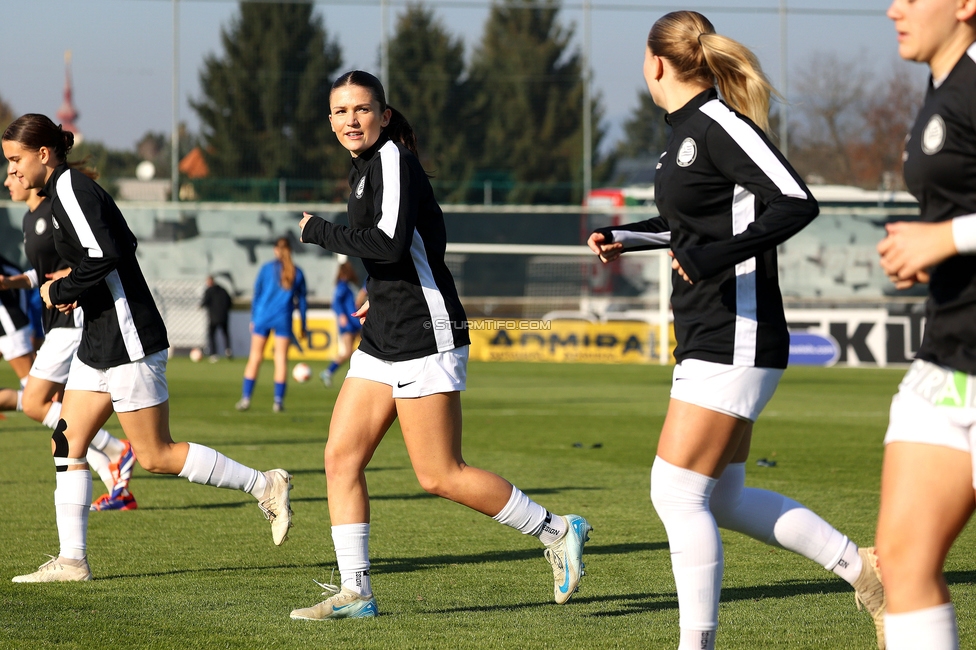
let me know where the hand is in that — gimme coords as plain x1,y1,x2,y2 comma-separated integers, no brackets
55,301,77,316
338,314,348,328
587,232,624,263
40,280,54,308
878,221,955,285
299,212,315,242
46,268,72,281
352,300,369,325
669,251,693,284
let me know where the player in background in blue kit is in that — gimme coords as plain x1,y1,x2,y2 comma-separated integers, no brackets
236,237,307,413
320,260,363,388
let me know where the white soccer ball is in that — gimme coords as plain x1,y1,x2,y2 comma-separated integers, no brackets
292,362,312,383
189,347,204,362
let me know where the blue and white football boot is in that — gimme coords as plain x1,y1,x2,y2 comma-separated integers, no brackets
290,580,379,620
544,514,593,604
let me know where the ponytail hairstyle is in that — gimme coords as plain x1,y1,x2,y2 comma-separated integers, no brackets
330,70,420,157
274,237,296,290
647,11,776,132
2,113,99,179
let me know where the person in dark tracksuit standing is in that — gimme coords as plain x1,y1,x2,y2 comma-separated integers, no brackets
875,2,976,648
201,275,233,361
586,12,884,650
290,70,591,620
2,114,293,583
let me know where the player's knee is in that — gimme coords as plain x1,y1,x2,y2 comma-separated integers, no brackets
21,395,47,422
415,471,450,498
324,442,363,481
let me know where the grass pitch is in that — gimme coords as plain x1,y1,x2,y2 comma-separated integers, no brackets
1,360,974,649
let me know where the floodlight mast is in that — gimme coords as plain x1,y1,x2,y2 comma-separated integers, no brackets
172,0,180,203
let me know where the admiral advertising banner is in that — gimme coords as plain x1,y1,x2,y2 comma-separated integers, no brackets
466,319,672,364
229,308,918,367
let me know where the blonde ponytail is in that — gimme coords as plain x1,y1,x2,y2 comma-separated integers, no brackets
698,33,774,132
648,11,777,133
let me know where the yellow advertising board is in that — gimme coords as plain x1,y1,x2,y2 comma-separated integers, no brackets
468,318,674,364
262,313,675,364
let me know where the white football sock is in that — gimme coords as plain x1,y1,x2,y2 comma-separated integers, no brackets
886,603,958,650
55,470,92,561
90,427,126,460
491,485,564,544
41,401,63,429
332,523,371,596
178,442,265,497
709,463,862,583
85,447,114,494
680,629,716,650
650,456,722,642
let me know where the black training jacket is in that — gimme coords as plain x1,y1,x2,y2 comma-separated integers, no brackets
42,164,169,369
302,134,469,361
22,199,79,333
594,88,818,368
0,254,30,337
904,42,976,375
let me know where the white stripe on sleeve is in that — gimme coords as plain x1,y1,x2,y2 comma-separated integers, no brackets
376,141,402,239
731,184,758,367
610,229,671,248
409,229,456,352
700,100,808,200
104,269,145,361
56,172,104,258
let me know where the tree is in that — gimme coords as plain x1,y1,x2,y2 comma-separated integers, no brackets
467,0,604,204
790,54,923,189
191,3,345,198
615,90,668,160
0,93,13,134
386,3,471,200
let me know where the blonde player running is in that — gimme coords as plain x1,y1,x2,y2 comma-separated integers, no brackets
587,12,885,649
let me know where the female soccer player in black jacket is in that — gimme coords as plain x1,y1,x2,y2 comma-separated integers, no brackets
293,70,590,620
2,114,293,583
876,2,976,648
587,12,884,650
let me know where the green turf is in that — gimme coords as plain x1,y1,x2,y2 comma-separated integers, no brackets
0,360,973,649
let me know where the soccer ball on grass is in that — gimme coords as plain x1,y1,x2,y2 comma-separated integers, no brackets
292,362,312,383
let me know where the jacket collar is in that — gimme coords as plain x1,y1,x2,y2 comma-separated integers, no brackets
351,133,391,172
38,162,70,199
665,87,718,128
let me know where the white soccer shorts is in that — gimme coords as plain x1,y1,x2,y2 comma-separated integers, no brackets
885,359,976,487
0,325,33,361
346,346,468,398
29,327,83,384
65,349,169,412
669,358,783,422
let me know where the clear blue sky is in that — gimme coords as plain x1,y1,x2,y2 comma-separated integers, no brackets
0,0,908,153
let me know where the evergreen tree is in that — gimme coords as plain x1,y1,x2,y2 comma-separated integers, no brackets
467,0,603,204
0,93,13,134
386,4,471,199
191,3,345,198
615,90,668,160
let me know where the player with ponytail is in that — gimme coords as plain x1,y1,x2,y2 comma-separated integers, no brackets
587,12,885,649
